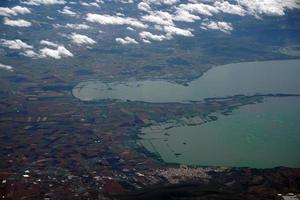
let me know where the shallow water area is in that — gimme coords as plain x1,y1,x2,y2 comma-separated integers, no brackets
139,97,300,168
73,59,300,102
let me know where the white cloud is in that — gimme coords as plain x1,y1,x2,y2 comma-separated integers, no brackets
141,11,174,26
163,25,194,37
0,39,73,59
137,2,151,12
0,39,33,49
80,1,100,7
3,18,32,27
39,46,73,59
47,16,55,20
214,1,246,16
9,6,31,15
0,39,72,59
58,6,77,16
86,13,148,29
120,0,134,3
177,3,219,16
173,9,201,22
0,6,31,17
65,23,91,30
70,33,96,45
201,21,233,33
139,31,169,42
90,2,100,7
54,23,91,30
80,2,89,6
126,26,135,31
40,40,59,48
0,63,13,72
21,49,40,58
238,0,300,16
21,44,73,59
1,0,299,51
22,0,66,6
116,12,125,17
116,36,138,44
144,0,178,5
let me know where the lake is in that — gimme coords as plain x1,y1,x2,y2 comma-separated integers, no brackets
72,59,300,168
73,59,300,102
139,97,300,168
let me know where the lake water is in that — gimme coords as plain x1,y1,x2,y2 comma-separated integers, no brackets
139,97,300,168
73,59,300,102
73,59,300,168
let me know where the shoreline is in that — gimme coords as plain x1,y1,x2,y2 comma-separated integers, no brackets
135,94,300,169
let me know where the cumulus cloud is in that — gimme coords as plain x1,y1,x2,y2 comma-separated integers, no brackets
173,9,201,22
3,17,32,27
54,23,91,30
2,0,300,48
116,36,138,44
238,0,300,17
80,1,100,7
39,46,73,59
126,26,135,31
214,1,246,16
22,45,73,59
65,23,91,30
70,33,96,45
40,40,59,47
137,2,151,12
86,13,148,29
58,6,77,16
0,6,31,17
0,63,13,72
144,0,178,5
22,0,66,6
139,31,169,42
201,21,233,33
9,6,31,15
0,39,33,49
0,38,72,59
141,11,174,26
120,0,134,3
90,2,101,7
178,3,219,16
163,25,194,37
21,49,40,58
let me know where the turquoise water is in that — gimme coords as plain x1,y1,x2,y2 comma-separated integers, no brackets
139,97,300,168
73,59,300,102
